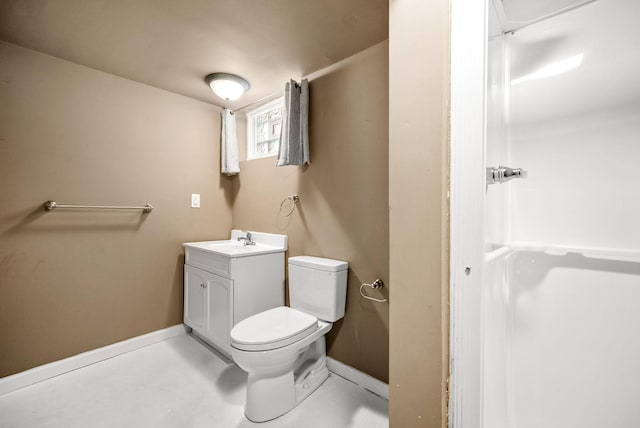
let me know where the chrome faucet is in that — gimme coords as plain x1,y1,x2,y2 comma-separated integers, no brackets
237,231,255,246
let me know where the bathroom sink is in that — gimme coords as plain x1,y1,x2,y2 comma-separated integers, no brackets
205,240,252,250
202,240,277,255
184,230,288,258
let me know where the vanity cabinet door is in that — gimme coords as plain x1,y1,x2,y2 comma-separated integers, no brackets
204,274,233,355
184,265,207,335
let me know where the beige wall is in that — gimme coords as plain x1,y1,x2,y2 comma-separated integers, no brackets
0,41,233,377
231,42,389,383
389,0,450,426
1,27,453,423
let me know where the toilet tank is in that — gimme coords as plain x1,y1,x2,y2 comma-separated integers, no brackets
288,256,348,322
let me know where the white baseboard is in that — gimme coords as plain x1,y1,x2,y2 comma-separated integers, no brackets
327,357,389,400
1,326,389,401
0,324,187,396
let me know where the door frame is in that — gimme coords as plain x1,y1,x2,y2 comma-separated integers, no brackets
449,0,488,426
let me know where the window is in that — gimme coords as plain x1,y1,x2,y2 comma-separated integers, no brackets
246,97,284,160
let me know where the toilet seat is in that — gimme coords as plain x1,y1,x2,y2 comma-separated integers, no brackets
231,306,318,351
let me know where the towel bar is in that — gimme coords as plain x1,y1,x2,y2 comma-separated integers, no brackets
43,201,153,213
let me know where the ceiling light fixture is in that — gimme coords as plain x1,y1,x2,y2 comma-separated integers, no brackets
205,73,250,101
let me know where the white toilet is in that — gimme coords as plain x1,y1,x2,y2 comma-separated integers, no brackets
230,256,348,422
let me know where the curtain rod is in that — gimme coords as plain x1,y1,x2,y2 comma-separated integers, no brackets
231,91,284,113
231,74,314,112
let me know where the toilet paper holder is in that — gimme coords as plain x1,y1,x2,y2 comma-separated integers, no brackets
360,278,387,303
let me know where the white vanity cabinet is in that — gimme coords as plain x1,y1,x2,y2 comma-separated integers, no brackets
184,264,232,351
183,231,287,357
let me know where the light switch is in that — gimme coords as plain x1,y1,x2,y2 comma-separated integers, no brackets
191,193,200,208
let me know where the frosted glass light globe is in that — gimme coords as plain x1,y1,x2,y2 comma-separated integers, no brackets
205,73,250,101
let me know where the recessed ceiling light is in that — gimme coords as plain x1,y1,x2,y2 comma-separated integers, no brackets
205,73,250,101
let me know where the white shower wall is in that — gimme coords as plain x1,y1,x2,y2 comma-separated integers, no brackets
483,1,640,427
509,0,640,249
507,247,640,428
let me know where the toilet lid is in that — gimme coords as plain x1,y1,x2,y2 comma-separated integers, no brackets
230,306,318,351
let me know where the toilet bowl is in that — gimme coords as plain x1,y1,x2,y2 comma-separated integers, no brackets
231,307,332,422
230,256,348,422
